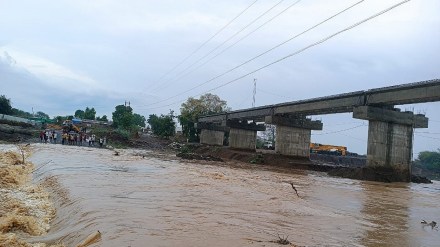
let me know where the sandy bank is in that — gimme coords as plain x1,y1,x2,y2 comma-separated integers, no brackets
0,147,63,247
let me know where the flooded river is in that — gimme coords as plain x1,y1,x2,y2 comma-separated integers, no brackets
21,144,440,246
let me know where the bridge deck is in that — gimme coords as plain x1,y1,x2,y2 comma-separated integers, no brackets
198,79,440,123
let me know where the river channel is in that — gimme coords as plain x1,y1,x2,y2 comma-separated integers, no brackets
21,144,440,246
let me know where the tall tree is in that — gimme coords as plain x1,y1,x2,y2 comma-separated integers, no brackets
0,95,13,115
84,107,96,120
147,111,175,138
112,105,133,130
74,109,85,119
133,113,146,127
178,93,229,142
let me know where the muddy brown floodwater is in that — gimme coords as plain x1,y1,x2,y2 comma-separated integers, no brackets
19,144,440,246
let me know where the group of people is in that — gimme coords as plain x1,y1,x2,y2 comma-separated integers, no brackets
39,130,107,148
39,130,57,144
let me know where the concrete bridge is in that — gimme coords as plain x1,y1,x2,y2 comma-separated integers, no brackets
197,79,440,182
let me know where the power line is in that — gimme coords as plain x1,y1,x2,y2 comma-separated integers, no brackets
415,134,440,140
153,0,288,92
337,132,367,142
136,0,410,110
147,0,259,92
312,124,367,135
415,131,440,135
205,0,410,93
155,0,303,93
138,0,365,108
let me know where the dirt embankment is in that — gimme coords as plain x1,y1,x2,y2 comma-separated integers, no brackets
180,145,334,172
180,144,431,183
0,148,63,247
0,123,38,143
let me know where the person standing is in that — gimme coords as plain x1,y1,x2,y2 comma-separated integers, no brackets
39,131,44,143
53,131,57,144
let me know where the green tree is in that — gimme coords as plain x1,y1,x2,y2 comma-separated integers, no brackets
0,95,13,115
53,116,68,125
416,150,440,170
35,111,49,119
12,108,33,118
133,113,146,127
96,115,108,122
74,109,85,119
147,111,175,138
84,107,96,120
112,105,134,130
178,93,229,142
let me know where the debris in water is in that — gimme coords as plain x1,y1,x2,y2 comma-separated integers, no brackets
109,165,129,172
288,182,300,197
421,220,438,229
114,151,120,156
272,234,291,245
76,230,102,247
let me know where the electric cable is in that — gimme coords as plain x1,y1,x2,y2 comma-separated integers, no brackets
153,0,289,92
147,0,259,91
415,134,440,140
137,0,410,110
138,0,366,107
312,123,366,135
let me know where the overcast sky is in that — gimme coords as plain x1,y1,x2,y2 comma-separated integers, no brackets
0,0,439,155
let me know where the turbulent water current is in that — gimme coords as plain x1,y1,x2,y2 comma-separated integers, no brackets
14,144,440,246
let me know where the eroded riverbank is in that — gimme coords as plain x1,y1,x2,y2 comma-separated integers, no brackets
0,145,63,247
3,143,440,246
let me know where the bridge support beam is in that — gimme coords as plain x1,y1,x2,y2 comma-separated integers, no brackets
266,115,323,157
227,120,265,150
200,129,225,146
196,122,228,146
353,106,428,182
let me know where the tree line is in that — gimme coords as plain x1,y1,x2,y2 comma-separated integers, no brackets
414,150,440,171
1,92,230,141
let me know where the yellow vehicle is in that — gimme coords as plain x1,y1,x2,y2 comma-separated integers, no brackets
63,120,81,133
310,143,347,156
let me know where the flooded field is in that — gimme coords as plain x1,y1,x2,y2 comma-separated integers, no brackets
5,143,439,246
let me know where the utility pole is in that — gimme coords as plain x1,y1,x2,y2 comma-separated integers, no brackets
252,78,257,108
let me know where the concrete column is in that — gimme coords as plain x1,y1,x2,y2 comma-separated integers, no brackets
229,128,257,150
275,126,311,157
366,121,413,181
265,115,322,157
200,129,224,146
353,106,429,182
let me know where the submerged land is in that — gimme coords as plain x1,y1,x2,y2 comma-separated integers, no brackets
0,118,439,246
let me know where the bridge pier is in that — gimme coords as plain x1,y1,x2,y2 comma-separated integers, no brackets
227,120,265,150
353,106,428,182
200,129,224,146
196,122,228,146
266,115,323,157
